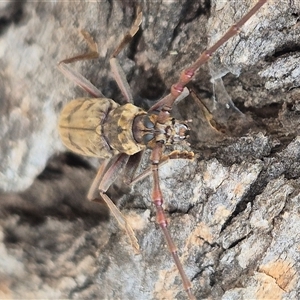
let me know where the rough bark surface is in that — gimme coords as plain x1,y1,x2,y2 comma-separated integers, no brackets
0,1,299,299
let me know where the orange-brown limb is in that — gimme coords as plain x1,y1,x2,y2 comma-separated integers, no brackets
155,0,268,115
130,150,194,186
151,143,196,300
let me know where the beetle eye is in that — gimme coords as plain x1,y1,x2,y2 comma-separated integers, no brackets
143,115,155,129
143,133,154,145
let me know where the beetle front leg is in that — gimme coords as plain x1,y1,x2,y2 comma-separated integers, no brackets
88,154,140,253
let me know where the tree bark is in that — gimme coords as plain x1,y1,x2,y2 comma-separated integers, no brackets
0,1,299,299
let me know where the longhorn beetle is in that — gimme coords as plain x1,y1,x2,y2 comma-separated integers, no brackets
58,1,268,298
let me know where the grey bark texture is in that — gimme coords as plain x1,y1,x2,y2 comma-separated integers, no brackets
0,1,299,299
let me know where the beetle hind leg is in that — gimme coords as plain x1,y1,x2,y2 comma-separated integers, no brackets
88,154,140,253
109,9,142,104
57,30,105,98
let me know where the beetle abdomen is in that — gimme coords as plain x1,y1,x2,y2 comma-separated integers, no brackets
58,98,119,158
59,98,147,158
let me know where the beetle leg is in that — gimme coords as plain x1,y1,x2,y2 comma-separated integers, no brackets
87,158,111,201
129,150,194,186
110,8,142,59
149,87,189,112
109,10,142,103
109,58,133,103
58,63,105,98
97,192,139,254
57,30,105,98
59,29,99,65
122,151,144,185
88,154,140,253
150,0,268,115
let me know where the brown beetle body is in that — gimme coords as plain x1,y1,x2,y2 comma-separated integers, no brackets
56,3,268,297
58,98,146,158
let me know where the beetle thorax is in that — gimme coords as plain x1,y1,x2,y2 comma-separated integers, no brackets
133,113,189,149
